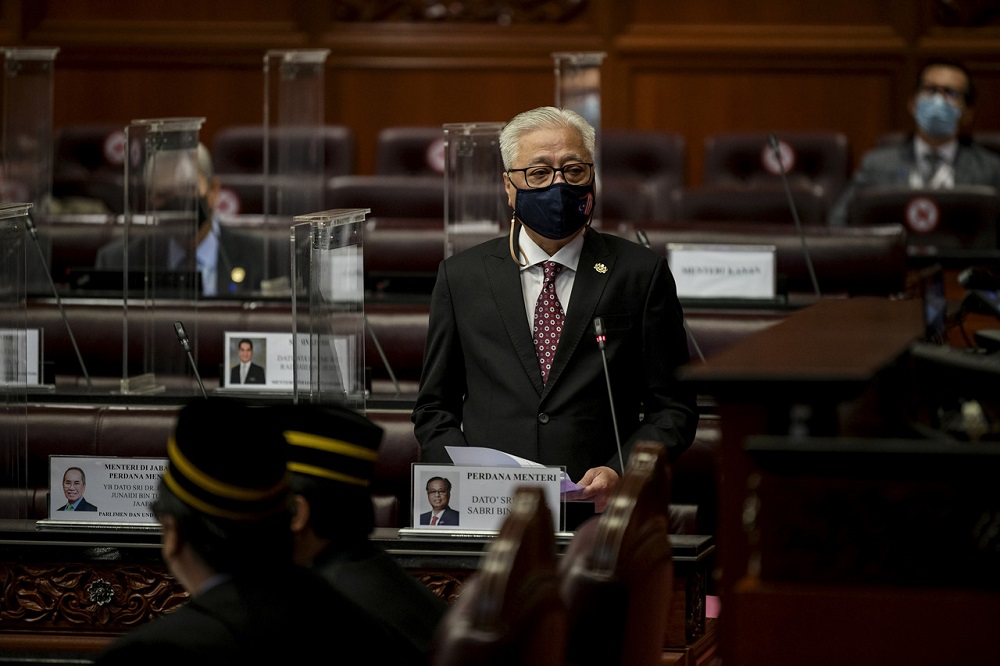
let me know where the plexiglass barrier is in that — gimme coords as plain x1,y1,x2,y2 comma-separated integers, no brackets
119,117,205,394
290,208,368,411
263,50,329,220
443,122,506,258
1,48,58,214
0,203,32,519
554,51,606,223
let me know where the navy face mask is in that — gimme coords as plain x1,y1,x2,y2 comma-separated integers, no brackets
514,181,595,240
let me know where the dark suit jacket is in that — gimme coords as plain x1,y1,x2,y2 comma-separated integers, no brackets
828,137,1000,225
314,542,446,660
230,362,266,385
419,506,460,526
95,566,417,666
57,498,98,512
412,228,699,484
94,223,267,297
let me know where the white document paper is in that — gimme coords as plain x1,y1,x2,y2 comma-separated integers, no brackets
445,446,585,494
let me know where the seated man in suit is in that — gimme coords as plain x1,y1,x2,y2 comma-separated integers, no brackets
95,144,267,297
285,403,447,664
829,59,1000,226
419,476,460,526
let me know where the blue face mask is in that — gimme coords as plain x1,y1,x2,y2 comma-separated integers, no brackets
915,95,962,139
514,182,595,240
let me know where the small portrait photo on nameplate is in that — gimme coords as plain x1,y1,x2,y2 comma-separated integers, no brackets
46,455,168,526
411,463,564,532
222,331,356,393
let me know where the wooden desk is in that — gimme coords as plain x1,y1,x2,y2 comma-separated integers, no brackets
0,521,714,659
680,297,925,666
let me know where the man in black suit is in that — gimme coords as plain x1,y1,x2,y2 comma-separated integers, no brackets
828,60,1000,226
229,338,266,385
412,106,699,522
285,404,446,663
95,399,416,665
419,477,460,526
56,467,98,512
94,144,268,297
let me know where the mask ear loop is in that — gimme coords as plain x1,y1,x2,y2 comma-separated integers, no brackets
508,214,528,267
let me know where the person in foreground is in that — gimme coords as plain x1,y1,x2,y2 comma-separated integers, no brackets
828,60,1000,226
285,403,447,664
95,398,415,665
411,106,699,525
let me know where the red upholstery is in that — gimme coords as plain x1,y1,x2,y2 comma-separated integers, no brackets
325,175,445,219
375,126,445,176
211,125,354,176
211,125,354,215
601,129,685,222
430,487,565,666
670,183,829,226
51,124,127,213
559,441,676,666
846,185,1000,251
703,131,850,206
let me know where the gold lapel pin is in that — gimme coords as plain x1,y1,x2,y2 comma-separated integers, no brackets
594,263,608,274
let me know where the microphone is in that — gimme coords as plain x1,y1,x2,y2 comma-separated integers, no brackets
25,210,92,391
768,133,821,299
635,229,706,363
593,316,625,472
173,320,207,398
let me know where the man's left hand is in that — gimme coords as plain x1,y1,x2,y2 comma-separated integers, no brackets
572,466,620,513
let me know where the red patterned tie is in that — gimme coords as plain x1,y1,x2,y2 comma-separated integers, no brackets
431,515,439,526
533,260,565,384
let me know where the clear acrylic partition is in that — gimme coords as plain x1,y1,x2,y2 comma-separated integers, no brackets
553,51,606,224
0,203,31,519
443,122,506,258
289,208,368,411
263,51,329,217
0,48,59,215
259,49,331,291
120,117,205,394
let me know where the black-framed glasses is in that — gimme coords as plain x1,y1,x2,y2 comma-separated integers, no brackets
427,489,449,496
918,83,966,105
507,162,594,189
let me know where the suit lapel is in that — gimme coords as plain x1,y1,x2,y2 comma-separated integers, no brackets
483,236,546,394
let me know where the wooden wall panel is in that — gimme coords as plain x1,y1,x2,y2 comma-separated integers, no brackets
628,69,896,187
1,0,998,184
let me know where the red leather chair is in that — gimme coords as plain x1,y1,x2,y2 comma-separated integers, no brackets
51,124,127,213
846,184,1000,251
430,486,566,666
601,129,685,222
558,441,676,666
375,126,446,176
703,131,850,209
671,183,829,226
211,125,354,215
325,174,445,219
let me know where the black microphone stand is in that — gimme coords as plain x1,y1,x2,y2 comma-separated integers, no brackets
25,211,91,391
769,134,822,299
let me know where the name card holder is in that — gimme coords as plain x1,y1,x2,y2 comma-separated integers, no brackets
667,243,777,300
